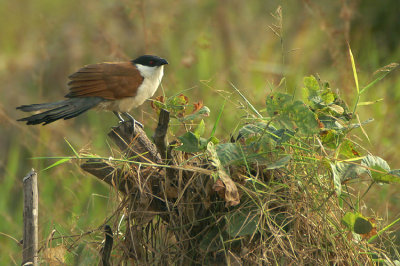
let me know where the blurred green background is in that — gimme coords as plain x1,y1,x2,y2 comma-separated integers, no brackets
1,0,399,263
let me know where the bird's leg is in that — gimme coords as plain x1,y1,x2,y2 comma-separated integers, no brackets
122,112,144,128
113,111,125,123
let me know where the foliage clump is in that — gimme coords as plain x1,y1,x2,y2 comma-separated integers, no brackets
42,70,400,264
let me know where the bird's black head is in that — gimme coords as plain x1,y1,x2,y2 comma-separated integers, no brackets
132,55,168,67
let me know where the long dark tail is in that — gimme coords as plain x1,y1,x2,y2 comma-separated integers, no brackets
17,97,104,125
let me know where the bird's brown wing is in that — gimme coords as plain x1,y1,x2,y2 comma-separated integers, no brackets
66,62,144,100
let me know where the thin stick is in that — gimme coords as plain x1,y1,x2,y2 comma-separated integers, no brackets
22,169,38,266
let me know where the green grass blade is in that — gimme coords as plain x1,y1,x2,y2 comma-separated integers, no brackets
64,138,80,158
348,45,359,94
359,63,399,95
210,99,226,138
230,82,263,118
368,215,400,243
42,158,70,171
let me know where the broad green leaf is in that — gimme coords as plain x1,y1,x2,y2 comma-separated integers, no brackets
303,76,320,104
266,92,319,135
199,226,221,251
266,155,291,170
321,90,335,105
216,143,242,166
198,137,208,150
330,162,366,196
386,169,400,184
194,119,205,138
226,210,259,237
208,136,219,145
342,212,356,230
361,155,393,183
354,217,373,235
175,132,201,153
339,140,359,159
342,212,372,235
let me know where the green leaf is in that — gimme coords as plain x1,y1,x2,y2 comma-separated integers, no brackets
342,212,372,235
198,137,208,150
266,92,319,135
385,170,400,184
339,140,359,159
199,226,221,251
210,99,225,138
64,138,79,158
321,90,335,105
266,155,291,170
348,45,359,93
216,143,243,166
208,136,219,145
361,155,394,183
175,132,201,153
327,104,344,114
43,158,70,171
226,210,259,237
181,106,210,122
303,76,320,103
342,212,356,230
330,162,366,196
194,119,205,138
330,162,342,196
354,217,373,234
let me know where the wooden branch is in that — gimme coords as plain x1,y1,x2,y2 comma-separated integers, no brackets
99,225,113,266
108,121,162,164
80,159,135,193
22,169,38,266
152,109,178,191
152,109,170,160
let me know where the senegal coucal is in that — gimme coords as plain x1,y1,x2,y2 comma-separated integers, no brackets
16,55,168,127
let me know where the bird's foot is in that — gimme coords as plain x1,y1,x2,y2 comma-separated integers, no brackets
113,111,125,123
122,112,144,129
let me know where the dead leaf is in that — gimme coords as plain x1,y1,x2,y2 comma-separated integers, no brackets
193,101,204,113
218,169,240,207
207,142,240,207
212,178,225,199
43,245,66,265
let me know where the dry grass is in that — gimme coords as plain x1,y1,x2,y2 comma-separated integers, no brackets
39,123,391,265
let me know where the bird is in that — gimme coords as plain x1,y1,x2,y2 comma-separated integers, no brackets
16,55,168,127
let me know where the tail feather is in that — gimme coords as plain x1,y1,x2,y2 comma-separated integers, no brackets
16,100,68,112
17,97,104,125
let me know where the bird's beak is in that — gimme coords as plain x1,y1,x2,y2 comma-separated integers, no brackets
160,58,168,66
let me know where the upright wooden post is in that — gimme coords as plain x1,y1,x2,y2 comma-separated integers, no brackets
22,169,38,266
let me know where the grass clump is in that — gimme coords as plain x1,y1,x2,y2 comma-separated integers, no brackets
39,63,400,265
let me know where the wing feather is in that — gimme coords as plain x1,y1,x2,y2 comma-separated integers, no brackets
66,62,144,100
